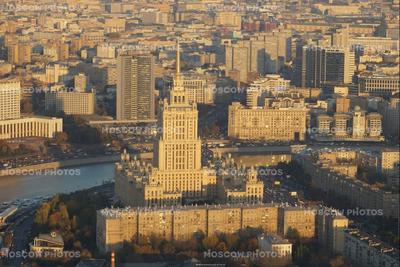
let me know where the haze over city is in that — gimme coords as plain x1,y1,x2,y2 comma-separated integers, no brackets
0,0,399,267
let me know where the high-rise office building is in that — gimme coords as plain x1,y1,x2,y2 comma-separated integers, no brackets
116,53,155,121
225,41,250,83
301,46,355,88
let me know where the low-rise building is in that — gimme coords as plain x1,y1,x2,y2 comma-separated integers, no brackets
258,233,292,266
30,233,64,256
0,117,63,140
344,229,399,267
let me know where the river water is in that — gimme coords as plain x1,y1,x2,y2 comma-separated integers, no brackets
0,163,115,203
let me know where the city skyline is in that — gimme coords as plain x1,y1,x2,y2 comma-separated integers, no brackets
0,1,399,267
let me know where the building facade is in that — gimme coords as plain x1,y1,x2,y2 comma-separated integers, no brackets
45,91,95,115
97,204,279,253
278,207,316,239
344,229,399,267
116,53,155,121
115,44,217,207
228,102,308,141
0,80,20,120
301,46,355,88
0,117,63,140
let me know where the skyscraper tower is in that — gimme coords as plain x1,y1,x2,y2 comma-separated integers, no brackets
116,53,155,121
155,40,202,171
115,40,217,207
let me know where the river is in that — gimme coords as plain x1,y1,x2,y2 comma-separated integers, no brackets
0,163,115,203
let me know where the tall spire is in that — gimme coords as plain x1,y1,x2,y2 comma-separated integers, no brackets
176,38,180,75
173,38,184,91
169,37,187,104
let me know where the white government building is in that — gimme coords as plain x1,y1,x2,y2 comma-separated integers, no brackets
0,79,63,140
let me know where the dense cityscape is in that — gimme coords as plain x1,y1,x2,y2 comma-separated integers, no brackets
0,0,399,266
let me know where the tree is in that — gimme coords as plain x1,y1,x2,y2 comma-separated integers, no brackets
215,241,227,252
160,241,175,255
34,202,50,225
286,227,300,241
21,98,33,113
329,255,347,267
54,132,68,145
202,235,219,250
49,212,62,228
71,215,78,230
225,234,239,250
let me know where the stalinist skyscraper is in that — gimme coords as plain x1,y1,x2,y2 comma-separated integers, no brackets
154,42,202,172
115,41,217,207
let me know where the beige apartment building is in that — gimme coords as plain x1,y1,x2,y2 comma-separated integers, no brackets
381,149,400,179
316,109,383,140
182,76,214,104
278,207,316,239
96,204,279,253
246,75,291,107
296,153,399,218
358,73,399,96
316,208,349,254
74,73,89,92
7,43,31,65
344,229,399,267
0,80,20,120
228,102,308,141
45,91,95,115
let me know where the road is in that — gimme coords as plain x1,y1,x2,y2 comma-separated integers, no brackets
1,205,37,267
